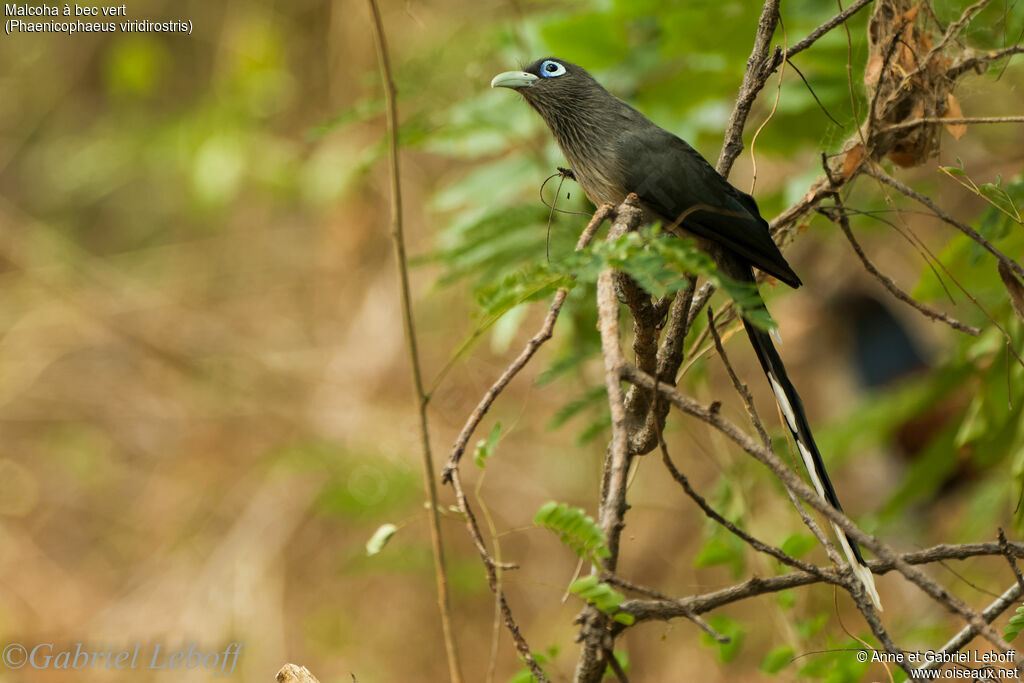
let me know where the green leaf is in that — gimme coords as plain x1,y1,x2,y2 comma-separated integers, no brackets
780,533,818,560
534,501,611,563
576,413,612,446
1004,604,1024,642
694,533,746,578
761,645,795,674
796,614,827,640
365,523,398,556
604,650,629,677
474,422,502,468
548,386,607,429
508,650,551,683
776,589,796,610
569,576,634,625
700,615,744,663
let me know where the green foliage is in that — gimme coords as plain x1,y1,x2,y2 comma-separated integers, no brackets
939,163,1024,265
700,615,745,663
508,645,558,683
569,575,635,626
795,638,871,682
278,442,421,521
548,385,607,430
761,645,795,674
780,533,818,561
796,614,828,640
474,422,502,468
694,533,747,579
694,477,748,578
534,501,611,564
1004,604,1024,642
605,650,630,678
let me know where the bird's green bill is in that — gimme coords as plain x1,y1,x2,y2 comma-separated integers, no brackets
491,71,538,89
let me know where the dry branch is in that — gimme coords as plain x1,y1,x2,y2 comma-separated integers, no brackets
620,541,1024,622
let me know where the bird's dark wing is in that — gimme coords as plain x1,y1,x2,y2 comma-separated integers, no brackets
616,126,801,288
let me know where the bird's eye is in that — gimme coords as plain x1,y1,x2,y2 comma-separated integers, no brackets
540,60,566,78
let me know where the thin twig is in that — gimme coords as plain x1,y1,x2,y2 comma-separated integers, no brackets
917,582,1024,674
621,364,1018,656
748,14,789,194
783,0,874,61
604,648,629,683
786,57,844,127
864,164,1024,282
659,430,829,579
602,573,729,642
449,468,548,681
999,528,1024,595
706,307,772,447
364,2,462,680
825,198,980,335
947,44,1024,79
620,542,1024,623
442,204,612,480
882,115,1024,132
717,0,782,177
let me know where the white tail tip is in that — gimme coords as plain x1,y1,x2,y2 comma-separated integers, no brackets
835,525,883,611
852,561,883,611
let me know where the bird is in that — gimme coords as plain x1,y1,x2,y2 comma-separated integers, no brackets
491,57,882,610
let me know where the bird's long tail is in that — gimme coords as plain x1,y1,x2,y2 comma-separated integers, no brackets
741,317,883,611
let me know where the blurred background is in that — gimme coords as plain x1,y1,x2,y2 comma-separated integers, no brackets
0,0,1022,681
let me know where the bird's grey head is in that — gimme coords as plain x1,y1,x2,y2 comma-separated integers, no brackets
490,58,629,207
490,58,609,117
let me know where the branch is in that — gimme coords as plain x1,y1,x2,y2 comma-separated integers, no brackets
822,197,980,335
626,282,694,454
783,0,875,61
576,196,645,683
999,528,1024,596
882,115,1024,132
864,164,1024,284
621,541,1024,622
595,197,645,568
917,582,1024,674
365,1,462,679
947,44,1024,79
620,364,1019,656
602,573,729,642
717,0,782,177
448,468,547,681
659,433,831,580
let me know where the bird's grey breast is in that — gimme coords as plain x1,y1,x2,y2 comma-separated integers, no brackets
533,97,640,209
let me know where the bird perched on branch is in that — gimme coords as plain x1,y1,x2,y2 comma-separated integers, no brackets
492,57,881,610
